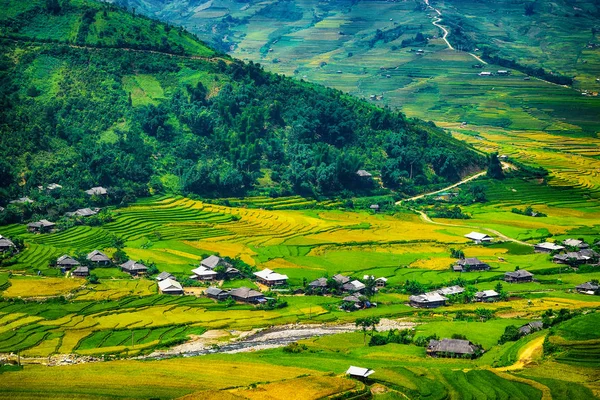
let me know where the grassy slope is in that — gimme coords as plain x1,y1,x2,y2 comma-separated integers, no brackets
0,0,214,57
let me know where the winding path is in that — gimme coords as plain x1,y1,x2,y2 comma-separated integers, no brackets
396,169,486,204
495,335,546,372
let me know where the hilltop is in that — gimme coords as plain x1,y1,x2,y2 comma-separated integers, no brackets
0,0,483,217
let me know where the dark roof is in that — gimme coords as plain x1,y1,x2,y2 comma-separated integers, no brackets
505,270,533,278
457,257,485,266
230,287,263,299
519,321,543,335
333,274,350,284
87,250,109,262
27,219,55,229
309,277,328,288
343,295,361,303
206,287,228,296
57,255,80,266
72,266,89,274
576,282,599,291
156,272,175,281
200,255,232,270
428,339,476,355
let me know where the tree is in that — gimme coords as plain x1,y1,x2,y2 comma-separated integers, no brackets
499,325,520,344
87,273,99,284
363,276,377,297
487,152,504,179
356,317,380,345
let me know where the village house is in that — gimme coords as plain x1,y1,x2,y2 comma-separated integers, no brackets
10,197,34,205
369,204,380,212
27,219,56,233
72,266,89,277
453,257,490,272
504,270,534,283
120,260,148,275
562,239,589,249
478,71,492,76
534,242,565,253
356,169,372,178
85,186,108,196
553,251,592,265
190,266,218,281
46,183,62,191
576,281,599,295
409,292,448,308
308,277,328,290
254,268,289,286
343,280,366,293
475,290,499,302
158,278,183,295
345,366,375,381
229,287,265,304
65,208,101,217
86,250,110,266
497,70,510,75
0,236,15,252
56,255,80,270
156,272,176,282
198,255,239,277
518,321,543,336
206,287,231,300
363,275,388,287
436,286,465,297
464,232,492,244
427,338,480,358
342,295,365,310
333,274,350,285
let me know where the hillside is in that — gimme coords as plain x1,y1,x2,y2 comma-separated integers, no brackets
0,0,483,218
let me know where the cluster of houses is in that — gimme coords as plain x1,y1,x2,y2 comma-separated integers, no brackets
535,239,599,266
205,286,267,304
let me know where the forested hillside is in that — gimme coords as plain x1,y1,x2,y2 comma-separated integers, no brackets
0,0,483,220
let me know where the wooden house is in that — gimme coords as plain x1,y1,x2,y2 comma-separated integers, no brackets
504,270,533,283
229,287,265,304
534,242,565,253
86,250,110,266
427,339,480,358
454,258,490,272
56,255,80,270
409,292,447,308
27,219,55,233
0,236,16,252
254,268,288,286
156,272,176,282
518,321,543,336
72,266,89,277
120,260,148,275
474,290,499,302
576,281,599,295
206,287,230,300
158,278,183,295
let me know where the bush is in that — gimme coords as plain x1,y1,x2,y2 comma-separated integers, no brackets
282,342,307,353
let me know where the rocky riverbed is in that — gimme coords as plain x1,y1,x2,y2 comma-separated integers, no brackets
144,318,417,359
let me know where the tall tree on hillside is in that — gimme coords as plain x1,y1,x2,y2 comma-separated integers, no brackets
487,152,504,179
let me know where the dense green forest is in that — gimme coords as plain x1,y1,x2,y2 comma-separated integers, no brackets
0,0,483,222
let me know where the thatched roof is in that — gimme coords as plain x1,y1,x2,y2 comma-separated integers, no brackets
428,339,477,355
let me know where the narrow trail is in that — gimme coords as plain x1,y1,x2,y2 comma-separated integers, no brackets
495,335,546,371
413,209,533,247
396,170,486,204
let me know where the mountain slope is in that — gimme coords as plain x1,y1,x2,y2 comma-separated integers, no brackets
0,0,483,217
